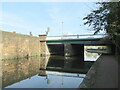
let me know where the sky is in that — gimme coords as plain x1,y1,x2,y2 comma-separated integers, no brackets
0,1,102,36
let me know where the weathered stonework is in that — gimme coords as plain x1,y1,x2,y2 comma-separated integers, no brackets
0,30,50,60
0,31,3,60
39,35,50,56
0,61,2,89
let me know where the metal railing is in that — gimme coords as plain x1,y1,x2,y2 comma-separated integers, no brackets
46,34,107,40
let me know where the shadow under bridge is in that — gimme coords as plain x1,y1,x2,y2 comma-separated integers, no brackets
46,34,113,58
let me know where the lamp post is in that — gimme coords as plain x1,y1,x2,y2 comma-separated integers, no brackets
61,21,64,36
45,27,50,35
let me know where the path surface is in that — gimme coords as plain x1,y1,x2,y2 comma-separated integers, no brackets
80,55,118,88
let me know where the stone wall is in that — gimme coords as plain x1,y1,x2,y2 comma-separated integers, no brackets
0,30,41,60
0,61,2,89
39,35,50,56
0,30,2,88
0,31,3,60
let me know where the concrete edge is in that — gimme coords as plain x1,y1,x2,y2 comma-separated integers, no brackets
0,30,39,38
79,55,102,88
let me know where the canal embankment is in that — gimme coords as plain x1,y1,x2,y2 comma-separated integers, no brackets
0,30,50,60
0,61,2,88
79,54,118,88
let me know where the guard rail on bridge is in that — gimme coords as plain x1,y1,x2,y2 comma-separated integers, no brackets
46,34,107,40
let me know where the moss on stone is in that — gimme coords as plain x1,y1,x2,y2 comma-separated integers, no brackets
1,54,41,61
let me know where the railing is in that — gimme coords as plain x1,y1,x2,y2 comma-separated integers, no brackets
46,34,107,40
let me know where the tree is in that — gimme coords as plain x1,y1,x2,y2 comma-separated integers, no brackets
83,2,120,56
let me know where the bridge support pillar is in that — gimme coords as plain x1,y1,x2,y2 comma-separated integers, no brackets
64,44,84,60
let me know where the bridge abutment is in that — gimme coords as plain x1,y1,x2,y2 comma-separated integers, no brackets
39,35,50,56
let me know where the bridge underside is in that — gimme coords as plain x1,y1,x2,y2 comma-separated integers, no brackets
64,44,84,57
47,44,84,61
46,38,114,61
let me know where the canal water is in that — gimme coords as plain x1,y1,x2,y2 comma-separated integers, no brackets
1,51,100,88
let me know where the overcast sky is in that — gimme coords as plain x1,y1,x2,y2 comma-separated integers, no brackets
0,1,102,36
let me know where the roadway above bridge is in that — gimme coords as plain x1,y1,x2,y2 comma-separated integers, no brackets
46,34,112,45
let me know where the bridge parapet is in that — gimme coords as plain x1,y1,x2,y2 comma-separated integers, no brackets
39,34,47,41
39,35,50,56
46,34,107,40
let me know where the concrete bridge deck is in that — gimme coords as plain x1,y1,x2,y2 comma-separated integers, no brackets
46,34,111,45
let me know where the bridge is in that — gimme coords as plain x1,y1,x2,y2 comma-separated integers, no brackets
46,34,110,45
40,34,114,60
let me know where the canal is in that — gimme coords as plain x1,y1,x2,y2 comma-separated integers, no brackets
1,51,100,88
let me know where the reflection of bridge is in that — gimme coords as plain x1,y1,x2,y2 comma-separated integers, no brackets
39,56,93,78
39,56,94,75
44,71,85,78
46,34,114,58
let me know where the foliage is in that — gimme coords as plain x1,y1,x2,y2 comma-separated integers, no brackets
83,2,120,34
83,2,120,54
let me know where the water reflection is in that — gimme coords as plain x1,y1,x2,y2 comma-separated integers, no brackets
38,71,85,88
45,56,94,74
85,51,100,61
2,57,41,88
1,52,97,88
84,46,102,61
